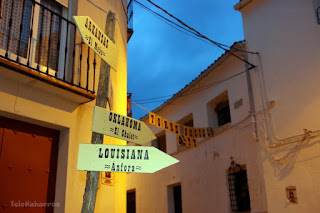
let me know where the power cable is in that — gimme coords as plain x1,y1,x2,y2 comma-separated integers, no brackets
143,0,257,54
134,0,222,47
134,69,247,104
135,0,231,48
140,0,257,67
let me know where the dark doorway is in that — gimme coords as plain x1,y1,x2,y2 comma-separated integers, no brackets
127,190,136,213
173,185,182,213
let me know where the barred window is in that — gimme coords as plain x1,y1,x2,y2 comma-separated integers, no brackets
0,0,33,58
227,159,251,212
35,0,62,71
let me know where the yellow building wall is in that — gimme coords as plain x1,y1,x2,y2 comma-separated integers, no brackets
73,0,128,213
0,0,128,212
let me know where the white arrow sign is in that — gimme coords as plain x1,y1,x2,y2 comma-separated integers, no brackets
92,106,156,145
77,144,179,173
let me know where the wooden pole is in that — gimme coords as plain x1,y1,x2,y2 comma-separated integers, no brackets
81,10,116,213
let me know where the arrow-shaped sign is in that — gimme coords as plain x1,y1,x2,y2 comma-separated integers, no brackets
77,144,179,173
92,106,156,145
73,16,118,70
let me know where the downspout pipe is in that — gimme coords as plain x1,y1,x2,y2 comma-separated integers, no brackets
244,52,258,141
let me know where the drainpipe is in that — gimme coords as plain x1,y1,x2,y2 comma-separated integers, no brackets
244,52,258,141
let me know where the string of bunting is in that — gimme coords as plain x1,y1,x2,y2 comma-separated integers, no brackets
149,112,214,149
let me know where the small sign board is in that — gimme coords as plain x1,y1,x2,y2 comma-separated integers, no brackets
92,106,156,145
73,16,118,70
77,144,179,173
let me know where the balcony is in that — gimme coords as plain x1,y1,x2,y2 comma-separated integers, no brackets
127,0,133,42
0,0,97,107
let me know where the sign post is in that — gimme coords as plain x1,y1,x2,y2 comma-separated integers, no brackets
92,106,156,145
80,11,116,213
78,144,179,173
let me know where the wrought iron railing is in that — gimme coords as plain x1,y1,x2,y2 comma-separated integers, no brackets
0,0,96,94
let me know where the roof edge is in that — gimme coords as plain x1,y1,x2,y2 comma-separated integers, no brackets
140,41,246,121
234,0,254,11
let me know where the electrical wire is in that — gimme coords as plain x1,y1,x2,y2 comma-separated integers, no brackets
142,0,259,62
134,0,215,46
140,1,255,68
134,69,246,104
135,0,231,49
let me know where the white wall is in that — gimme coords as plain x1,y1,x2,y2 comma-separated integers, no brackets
238,0,320,212
127,53,268,212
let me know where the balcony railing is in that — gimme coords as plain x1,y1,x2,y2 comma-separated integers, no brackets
0,0,96,95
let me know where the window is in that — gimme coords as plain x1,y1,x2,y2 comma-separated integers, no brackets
35,0,62,71
127,190,136,213
207,91,231,129
152,131,166,153
215,101,231,127
168,184,182,213
0,0,67,73
227,159,251,212
0,0,33,58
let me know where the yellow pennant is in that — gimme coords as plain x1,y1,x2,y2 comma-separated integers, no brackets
177,134,198,148
149,112,156,125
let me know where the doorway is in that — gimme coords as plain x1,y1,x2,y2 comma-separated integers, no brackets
0,116,59,212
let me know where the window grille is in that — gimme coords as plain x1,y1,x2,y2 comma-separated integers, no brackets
227,158,251,212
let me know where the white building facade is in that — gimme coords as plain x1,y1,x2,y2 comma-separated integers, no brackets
127,0,320,212
127,42,268,213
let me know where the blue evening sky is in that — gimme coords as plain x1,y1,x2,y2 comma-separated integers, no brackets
127,0,244,119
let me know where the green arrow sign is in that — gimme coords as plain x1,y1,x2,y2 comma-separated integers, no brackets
77,144,179,173
92,106,156,145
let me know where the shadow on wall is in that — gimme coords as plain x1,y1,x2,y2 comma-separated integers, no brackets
267,137,320,180
0,67,83,112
